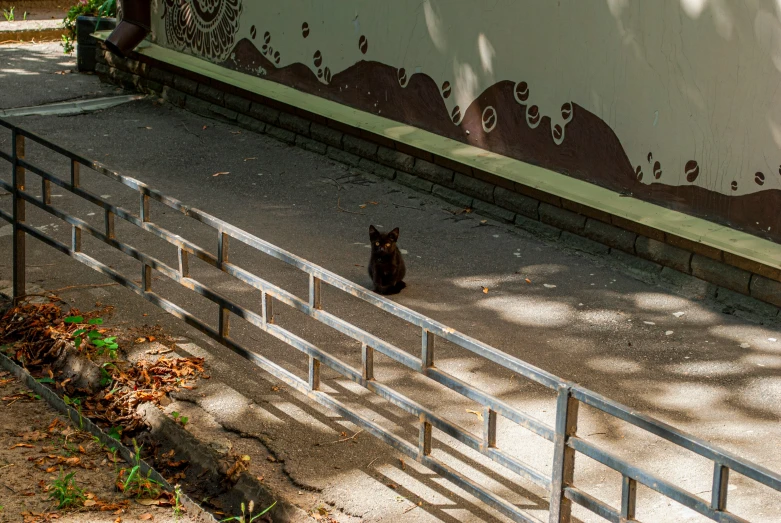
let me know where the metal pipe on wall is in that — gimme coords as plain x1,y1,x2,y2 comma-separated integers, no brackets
105,0,150,57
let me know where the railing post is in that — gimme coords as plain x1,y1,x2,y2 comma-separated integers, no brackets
549,386,579,523
418,413,432,460
42,177,51,205
217,231,230,338
361,343,374,381
104,209,115,239
218,231,228,268
309,274,322,310
71,227,81,252
70,159,80,188
620,475,637,522
308,356,320,391
140,190,151,292
422,328,434,369
178,248,189,278
482,405,497,450
262,291,274,325
11,129,25,304
711,463,729,512
219,306,230,339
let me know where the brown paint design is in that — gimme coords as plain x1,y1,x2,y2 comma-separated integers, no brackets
224,38,781,243
685,160,700,183
163,0,243,61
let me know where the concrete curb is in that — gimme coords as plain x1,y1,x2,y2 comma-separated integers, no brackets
138,402,309,522
0,349,218,523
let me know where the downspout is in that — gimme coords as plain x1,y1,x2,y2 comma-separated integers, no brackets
105,0,151,57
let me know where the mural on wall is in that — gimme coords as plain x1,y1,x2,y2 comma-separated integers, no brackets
151,0,781,243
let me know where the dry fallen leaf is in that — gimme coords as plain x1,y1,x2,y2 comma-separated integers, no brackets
525,278,532,284
10,443,34,449
139,514,153,521
243,157,257,161
387,483,398,490
84,500,96,507
202,125,208,130
230,131,242,134
136,499,161,506
135,337,146,344
466,409,484,421
359,204,367,209
212,172,230,177
147,336,156,342
481,286,489,294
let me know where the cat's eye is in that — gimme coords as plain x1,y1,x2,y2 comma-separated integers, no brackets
385,243,390,247
375,242,379,246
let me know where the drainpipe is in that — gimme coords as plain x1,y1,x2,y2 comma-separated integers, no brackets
105,0,151,57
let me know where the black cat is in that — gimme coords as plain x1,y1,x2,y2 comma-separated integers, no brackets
368,225,406,295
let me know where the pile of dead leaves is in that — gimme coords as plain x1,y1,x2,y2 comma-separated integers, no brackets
79,355,206,435
0,303,79,369
1,302,206,438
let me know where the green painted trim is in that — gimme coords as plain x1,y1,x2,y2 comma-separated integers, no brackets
95,32,781,271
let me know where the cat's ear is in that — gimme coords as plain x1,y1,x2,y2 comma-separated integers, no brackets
369,225,379,239
388,228,399,241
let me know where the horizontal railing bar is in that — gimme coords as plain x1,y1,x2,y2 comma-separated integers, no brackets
572,387,781,492
16,221,536,523
426,367,555,442
563,487,620,523
0,207,13,223
0,178,11,192
569,437,751,523
0,149,10,162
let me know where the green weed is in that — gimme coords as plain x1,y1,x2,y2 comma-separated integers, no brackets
173,484,185,520
117,440,163,499
220,500,277,523
48,468,86,509
171,411,190,428
65,316,119,359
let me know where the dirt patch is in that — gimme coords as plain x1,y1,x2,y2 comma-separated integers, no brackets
0,369,199,523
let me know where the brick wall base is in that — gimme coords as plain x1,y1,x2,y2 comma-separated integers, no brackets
93,44,781,320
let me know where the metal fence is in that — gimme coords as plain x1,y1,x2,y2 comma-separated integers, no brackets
1,117,779,523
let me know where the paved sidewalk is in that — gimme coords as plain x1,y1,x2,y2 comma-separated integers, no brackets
1,44,780,523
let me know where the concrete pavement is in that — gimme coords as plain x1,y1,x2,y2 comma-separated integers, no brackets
1,43,780,522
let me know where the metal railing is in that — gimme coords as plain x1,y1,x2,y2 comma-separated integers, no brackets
1,117,779,523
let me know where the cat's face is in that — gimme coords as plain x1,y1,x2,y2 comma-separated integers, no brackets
369,225,399,256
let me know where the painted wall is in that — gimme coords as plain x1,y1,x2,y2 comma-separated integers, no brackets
150,0,781,243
